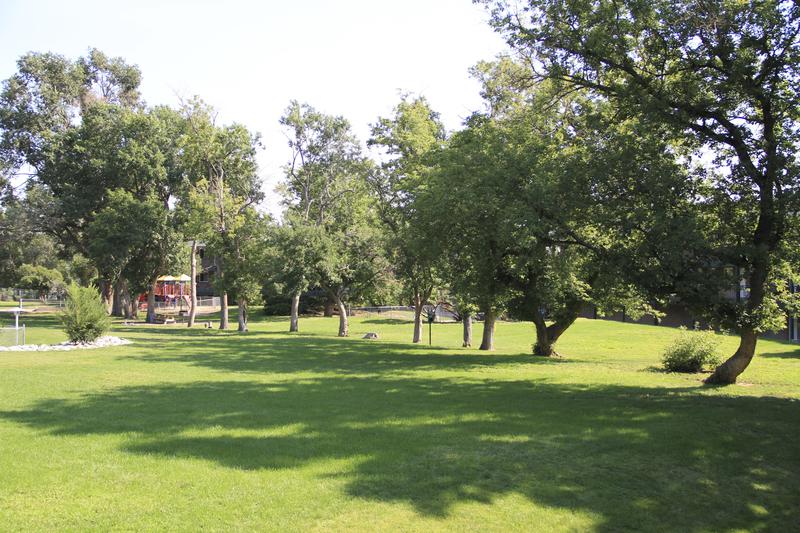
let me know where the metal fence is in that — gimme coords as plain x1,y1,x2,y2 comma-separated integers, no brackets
149,297,220,311
0,325,26,346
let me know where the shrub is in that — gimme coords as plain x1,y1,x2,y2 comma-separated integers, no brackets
59,283,112,343
661,327,721,373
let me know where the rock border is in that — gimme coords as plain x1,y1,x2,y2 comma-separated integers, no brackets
0,335,132,352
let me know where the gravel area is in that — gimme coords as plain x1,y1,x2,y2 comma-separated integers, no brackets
0,336,132,352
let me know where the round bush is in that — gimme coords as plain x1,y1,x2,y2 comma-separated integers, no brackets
59,284,112,343
661,327,721,373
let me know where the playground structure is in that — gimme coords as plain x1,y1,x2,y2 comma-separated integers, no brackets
138,275,220,317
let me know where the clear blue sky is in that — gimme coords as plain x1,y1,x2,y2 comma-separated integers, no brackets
0,0,508,214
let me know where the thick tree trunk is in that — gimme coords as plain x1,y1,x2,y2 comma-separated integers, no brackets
99,279,114,314
112,279,124,317
532,302,582,356
335,296,348,337
187,240,198,328
116,279,135,320
219,292,229,330
146,280,157,324
462,313,472,347
706,328,758,384
237,297,248,332
324,299,335,317
289,292,300,332
707,170,778,383
479,309,496,351
412,293,424,343
126,296,138,320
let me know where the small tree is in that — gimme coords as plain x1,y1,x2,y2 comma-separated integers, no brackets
18,264,64,300
59,283,112,343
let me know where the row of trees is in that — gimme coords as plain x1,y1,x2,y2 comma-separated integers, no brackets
1,0,798,384
0,49,267,330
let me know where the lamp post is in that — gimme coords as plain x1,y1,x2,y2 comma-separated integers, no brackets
422,303,443,346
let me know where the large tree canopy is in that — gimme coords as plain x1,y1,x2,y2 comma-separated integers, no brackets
481,0,800,383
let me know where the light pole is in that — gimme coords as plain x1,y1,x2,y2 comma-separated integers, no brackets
422,302,443,346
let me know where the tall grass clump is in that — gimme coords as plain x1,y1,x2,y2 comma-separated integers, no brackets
59,283,111,343
661,327,721,373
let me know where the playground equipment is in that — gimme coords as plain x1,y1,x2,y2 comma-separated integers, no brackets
139,274,193,312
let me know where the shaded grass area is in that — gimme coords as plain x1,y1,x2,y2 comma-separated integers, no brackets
0,315,798,531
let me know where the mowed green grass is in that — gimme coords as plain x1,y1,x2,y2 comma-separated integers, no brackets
1,313,798,532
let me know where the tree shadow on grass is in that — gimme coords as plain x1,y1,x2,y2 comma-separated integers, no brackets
359,317,414,325
2,375,797,531
116,331,568,376
759,348,800,359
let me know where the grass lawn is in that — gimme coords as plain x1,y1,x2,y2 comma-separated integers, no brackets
0,313,798,531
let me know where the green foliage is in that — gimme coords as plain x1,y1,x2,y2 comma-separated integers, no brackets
17,264,64,298
278,101,390,326
58,283,112,343
661,327,721,373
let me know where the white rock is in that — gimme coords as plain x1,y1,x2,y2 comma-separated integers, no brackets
0,335,132,352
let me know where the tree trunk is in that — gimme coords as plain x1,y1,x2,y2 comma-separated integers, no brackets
707,166,778,383
146,280,157,324
112,279,124,317
324,299,335,317
219,292,229,330
479,309,496,351
412,293,424,343
706,328,758,384
187,240,198,328
116,279,135,320
335,296,348,337
126,295,138,320
237,297,248,332
289,292,300,332
462,313,472,347
99,279,114,314
532,301,582,357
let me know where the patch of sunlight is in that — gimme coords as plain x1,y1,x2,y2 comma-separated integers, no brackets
343,412,499,430
748,503,769,516
479,434,534,443
180,423,310,438
633,497,657,510
752,482,773,492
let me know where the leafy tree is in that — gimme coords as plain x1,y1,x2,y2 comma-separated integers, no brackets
87,189,184,322
368,94,446,342
179,98,262,330
482,0,800,382
17,264,64,300
279,101,388,336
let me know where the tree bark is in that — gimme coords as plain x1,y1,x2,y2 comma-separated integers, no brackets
146,280,157,324
99,279,114,314
112,279,124,317
289,292,300,332
532,301,582,356
707,180,776,384
462,313,472,347
126,295,138,320
219,292,229,330
412,292,424,343
237,297,248,332
187,240,198,328
335,295,348,337
479,309,496,351
116,279,135,320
